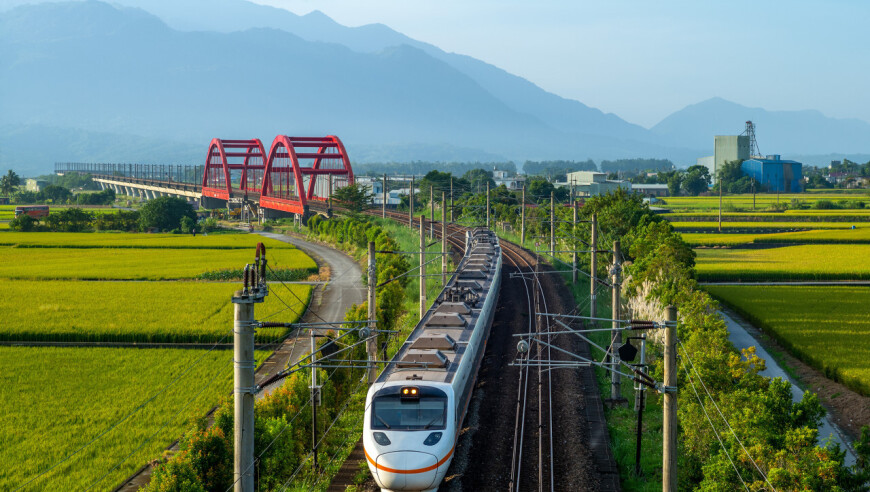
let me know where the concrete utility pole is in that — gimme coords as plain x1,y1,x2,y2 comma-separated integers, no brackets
420,215,427,319
521,185,526,246
611,240,622,402
382,174,387,218
409,176,415,227
663,305,678,492
232,291,255,492
367,242,378,384
550,191,556,259
310,329,319,471
572,201,578,285
328,174,333,215
442,191,448,287
590,213,598,323
486,181,490,229
430,186,435,239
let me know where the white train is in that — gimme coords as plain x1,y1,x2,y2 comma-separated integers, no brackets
363,229,502,492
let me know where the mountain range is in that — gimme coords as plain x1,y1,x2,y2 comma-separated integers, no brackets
0,0,868,176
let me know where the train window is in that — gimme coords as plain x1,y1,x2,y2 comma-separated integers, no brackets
372,396,447,431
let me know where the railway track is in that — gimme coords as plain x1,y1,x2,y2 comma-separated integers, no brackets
363,209,614,491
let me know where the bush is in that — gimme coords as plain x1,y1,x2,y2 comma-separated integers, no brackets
139,197,196,232
8,214,37,232
815,199,836,209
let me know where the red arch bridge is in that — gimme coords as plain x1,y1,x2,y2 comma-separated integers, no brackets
55,135,355,220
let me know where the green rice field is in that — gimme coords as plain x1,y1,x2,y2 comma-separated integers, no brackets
705,285,870,396
661,193,868,212
694,244,870,281
669,221,866,230
0,231,296,249
682,227,870,246
0,346,268,491
0,280,311,343
0,246,316,280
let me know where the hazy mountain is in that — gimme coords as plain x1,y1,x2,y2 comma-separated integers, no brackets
0,1,684,174
651,97,870,156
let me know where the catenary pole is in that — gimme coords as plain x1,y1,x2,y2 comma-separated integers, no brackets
367,242,378,383
550,191,555,258
420,215,426,319
442,191,447,286
382,173,387,218
572,200,578,284
450,177,454,223
521,185,526,246
663,306,678,492
409,176,414,227
486,181,490,229
430,185,435,239
590,213,598,324
611,240,622,402
232,291,255,492
310,329,319,471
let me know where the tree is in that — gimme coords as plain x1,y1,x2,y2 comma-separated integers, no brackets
40,185,73,204
8,214,37,232
682,165,711,196
0,170,21,197
139,196,196,231
331,183,374,212
462,168,495,192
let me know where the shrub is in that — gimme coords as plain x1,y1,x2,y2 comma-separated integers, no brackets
9,214,37,232
139,197,196,232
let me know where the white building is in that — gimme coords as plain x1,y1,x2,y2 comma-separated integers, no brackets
560,171,630,196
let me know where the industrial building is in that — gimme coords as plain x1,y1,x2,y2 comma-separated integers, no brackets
698,135,750,181
741,155,803,192
561,171,630,196
631,183,669,197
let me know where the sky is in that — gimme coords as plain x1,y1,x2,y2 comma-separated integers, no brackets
253,0,869,129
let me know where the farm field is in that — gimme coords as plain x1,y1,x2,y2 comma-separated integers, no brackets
682,227,870,246
665,210,870,217
669,221,866,230
0,346,268,491
705,285,870,396
694,244,870,281
0,231,297,249
660,193,868,212
0,246,316,279
0,280,311,343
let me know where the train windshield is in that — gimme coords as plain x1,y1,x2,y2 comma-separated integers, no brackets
372,396,447,431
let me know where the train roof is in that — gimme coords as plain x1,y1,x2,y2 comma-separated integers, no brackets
376,228,501,386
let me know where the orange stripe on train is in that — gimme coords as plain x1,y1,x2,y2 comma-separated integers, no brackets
364,446,455,474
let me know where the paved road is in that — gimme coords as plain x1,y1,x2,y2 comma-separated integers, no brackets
720,310,857,465
254,231,365,397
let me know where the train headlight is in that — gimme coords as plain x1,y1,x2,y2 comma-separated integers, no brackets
401,386,419,400
423,432,442,446
373,432,391,446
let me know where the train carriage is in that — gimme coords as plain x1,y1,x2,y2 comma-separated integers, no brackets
363,228,502,492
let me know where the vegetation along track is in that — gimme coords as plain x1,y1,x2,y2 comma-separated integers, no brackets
368,210,613,491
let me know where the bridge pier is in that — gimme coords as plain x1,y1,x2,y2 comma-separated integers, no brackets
200,196,227,210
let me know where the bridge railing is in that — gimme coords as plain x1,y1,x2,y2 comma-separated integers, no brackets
55,163,204,186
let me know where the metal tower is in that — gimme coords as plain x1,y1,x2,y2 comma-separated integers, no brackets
742,120,762,158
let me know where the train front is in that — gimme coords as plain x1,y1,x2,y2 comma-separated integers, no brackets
363,383,455,492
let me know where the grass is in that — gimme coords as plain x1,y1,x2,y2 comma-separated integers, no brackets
0,231,296,249
0,280,311,343
1,346,268,491
0,246,316,280
704,285,870,396
694,244,870,281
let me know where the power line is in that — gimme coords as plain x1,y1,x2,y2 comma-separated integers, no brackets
679,341,775,491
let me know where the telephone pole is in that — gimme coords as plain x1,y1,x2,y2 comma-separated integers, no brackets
382,173,387,218
718,177,723,232
520,185,526,246
419,215,426,319
610,240,622,402
367,242,378,383
663,305,678,492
